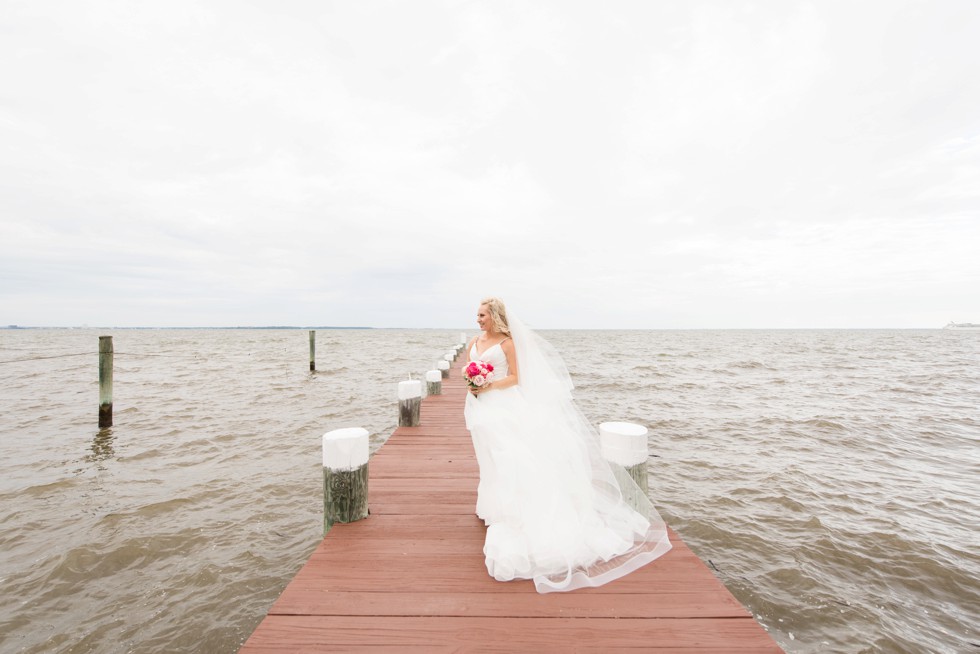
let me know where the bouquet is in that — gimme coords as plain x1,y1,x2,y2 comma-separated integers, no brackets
463,359,495,392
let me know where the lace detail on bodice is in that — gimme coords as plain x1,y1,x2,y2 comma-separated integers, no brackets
470,341,510,378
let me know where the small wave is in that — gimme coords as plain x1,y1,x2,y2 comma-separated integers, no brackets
20,477,81,497
727,360,775,370
798,417,847,431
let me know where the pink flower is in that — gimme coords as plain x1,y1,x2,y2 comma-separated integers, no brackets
464,359,495,390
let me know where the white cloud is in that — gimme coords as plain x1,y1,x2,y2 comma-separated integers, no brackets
1,0,978,328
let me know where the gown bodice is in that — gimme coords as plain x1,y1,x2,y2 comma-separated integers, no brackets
470,340,510,379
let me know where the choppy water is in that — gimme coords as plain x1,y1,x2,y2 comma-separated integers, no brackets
0,328,977,653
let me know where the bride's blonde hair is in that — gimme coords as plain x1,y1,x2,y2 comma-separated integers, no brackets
480,297,511,336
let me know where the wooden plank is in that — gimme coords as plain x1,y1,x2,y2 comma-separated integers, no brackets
270,589,751,618
281,562,737,595
242,616,781,652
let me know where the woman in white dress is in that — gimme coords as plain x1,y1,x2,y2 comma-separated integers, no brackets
463,297,672,593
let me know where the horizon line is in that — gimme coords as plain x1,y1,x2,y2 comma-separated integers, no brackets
0,324,963,331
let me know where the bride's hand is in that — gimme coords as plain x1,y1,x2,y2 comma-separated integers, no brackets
472,382,491,395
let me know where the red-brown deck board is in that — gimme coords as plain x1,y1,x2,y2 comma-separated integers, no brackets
241,357,782,652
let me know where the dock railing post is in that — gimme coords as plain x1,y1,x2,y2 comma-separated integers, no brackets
98,336,113,428
398,379,422,427
425,369,442,396
599,421,649,513
322,427,369,533
437,360,450,379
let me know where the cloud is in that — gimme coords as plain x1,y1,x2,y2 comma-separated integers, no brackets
1,0,978,328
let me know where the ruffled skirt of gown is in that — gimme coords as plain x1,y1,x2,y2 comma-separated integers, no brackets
464,384,671,593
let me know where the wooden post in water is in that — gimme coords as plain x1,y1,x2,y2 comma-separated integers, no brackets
98,336,113,428
425,369,442,396
398,379,422,427
309,330,315,371
599,421,649,512
437,360,450,379
322,427,369,533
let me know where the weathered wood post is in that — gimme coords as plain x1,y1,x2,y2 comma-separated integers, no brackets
98,336,113,428
599,421,649,512
398,379,422,427
322,427,369,533
425,369,442,396
437,360,450,379
309,330,315,371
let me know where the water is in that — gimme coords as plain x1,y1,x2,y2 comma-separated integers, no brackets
0,329,977,653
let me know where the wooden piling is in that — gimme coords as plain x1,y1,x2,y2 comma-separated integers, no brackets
98,336,113,428
309,330,315,372
599,422,650,513
398,380,422,427
322,428,369,533
425,370,442,396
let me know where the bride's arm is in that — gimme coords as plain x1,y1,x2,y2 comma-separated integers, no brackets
466,336,478,362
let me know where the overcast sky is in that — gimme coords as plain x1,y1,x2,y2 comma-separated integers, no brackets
2,1,978,328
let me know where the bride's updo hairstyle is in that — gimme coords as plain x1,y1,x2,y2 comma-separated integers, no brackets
480,296,511,336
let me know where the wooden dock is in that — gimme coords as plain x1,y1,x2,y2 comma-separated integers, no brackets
240,356,783,652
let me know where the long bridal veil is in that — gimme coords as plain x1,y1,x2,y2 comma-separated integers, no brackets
504,316,672,592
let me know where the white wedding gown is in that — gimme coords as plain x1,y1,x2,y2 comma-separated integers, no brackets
463,325,672,593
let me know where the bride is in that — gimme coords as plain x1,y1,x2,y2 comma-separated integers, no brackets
463,297,672,593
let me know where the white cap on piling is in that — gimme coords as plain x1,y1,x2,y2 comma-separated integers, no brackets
437,360,450,371
398,379,422,400
322,427,369,471
598,421,649,467
425,370,442,383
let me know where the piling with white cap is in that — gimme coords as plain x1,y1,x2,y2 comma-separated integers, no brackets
437,360,450,379
599,421,650,512
425,369,442,396
398,379,422,427
322,427,369,532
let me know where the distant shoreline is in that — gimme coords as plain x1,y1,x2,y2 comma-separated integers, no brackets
2,325,972,331
1,325,375,331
